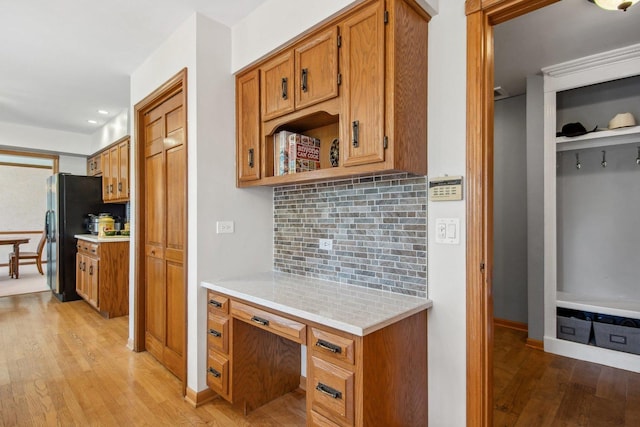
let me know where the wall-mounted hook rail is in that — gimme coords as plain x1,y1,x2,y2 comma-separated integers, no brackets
601,150,607,168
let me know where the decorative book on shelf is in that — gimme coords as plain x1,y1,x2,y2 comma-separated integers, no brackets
273,131,321,175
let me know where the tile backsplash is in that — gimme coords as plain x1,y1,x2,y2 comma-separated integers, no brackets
274,173,427,297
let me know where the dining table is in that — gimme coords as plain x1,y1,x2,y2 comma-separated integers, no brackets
1,237,30,279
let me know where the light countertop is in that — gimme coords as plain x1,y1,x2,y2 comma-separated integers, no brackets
75,234,130,243
201,272,432,336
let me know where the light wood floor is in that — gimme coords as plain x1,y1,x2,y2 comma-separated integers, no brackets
494,326,640,426
0,291,305,426
4,291,640,426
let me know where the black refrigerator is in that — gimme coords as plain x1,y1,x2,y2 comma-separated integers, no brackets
45,173,125,302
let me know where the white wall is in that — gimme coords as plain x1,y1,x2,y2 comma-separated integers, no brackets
0,121,91,155
425,2,467,425
90,109,129,153
234,1,465,425
130,13,273,394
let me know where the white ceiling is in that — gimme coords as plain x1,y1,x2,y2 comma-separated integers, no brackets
0,0,638,138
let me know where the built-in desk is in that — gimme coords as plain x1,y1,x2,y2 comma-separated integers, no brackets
201,272,432,426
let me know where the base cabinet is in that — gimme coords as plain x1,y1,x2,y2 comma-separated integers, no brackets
205,290,427,426
75,238,129,318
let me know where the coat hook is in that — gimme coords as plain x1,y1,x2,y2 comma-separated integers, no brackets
636,147,640,166
575,152,581,170
601,150,607,168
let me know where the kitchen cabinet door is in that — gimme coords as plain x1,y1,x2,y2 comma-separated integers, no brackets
261,51,295,121
340,1,386,168
295,26,339,110
237,69,261,183
87,257,99,309
101,149,112,201
76,253,87,300
116,138,129,200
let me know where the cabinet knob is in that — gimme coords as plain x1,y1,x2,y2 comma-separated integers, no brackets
248,148,255,168
281,77,288,100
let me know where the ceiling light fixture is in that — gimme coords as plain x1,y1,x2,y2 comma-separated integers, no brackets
87,119,98,124
588,0,638,11
97,109,109,115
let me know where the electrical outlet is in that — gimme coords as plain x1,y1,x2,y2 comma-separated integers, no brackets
319,238,333,251
216,221,234,234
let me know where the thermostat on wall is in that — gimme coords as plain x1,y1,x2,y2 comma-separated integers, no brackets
429,176,463,201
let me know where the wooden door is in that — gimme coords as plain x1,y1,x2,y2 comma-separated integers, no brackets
101,150,111,201
142,89,186,381
76,253,87,300
236,69,261,182
295,26,339,110
117,139,129,200
340,1,386,167
87,257,99,309
261,51,295,121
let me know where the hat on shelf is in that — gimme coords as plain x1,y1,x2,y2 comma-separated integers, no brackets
556,122,597,137
608,112,637,130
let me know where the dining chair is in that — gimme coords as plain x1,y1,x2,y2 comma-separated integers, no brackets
9,231,46,277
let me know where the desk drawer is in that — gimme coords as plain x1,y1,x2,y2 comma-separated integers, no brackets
231,301,306,344
310,328,355,365
207,312,229,354
309,356,354,426
207,290,229,315
309,410,342,427
207,350,229,397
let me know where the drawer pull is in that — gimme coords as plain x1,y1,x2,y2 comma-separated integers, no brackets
208,329,222,338
316,383,342,400
208,299,222,308
316,339,342,354
207,367,221,378
251,316,270,326
281,77,288,100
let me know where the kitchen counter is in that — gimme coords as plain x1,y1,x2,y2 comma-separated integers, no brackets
201,271,432,336
75,234,130,243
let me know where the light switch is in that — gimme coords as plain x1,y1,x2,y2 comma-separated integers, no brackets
435,218,460,244
216,221,234,234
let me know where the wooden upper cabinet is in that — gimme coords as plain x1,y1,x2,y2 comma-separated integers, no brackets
235,0,429,187
294,26,339,110
91,135,130,202
340,2,385,167
237,69,261,183
261,51,295,121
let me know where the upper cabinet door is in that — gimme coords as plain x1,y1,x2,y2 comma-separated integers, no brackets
261,51,295,121
294,26,339,111
237,69,261,182
340,1,385,167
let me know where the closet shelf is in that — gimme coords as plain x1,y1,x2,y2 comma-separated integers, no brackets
557,291,640,319
556,125,640,152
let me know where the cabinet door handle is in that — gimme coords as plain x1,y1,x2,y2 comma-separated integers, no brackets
208,299,222,308
315,339,342,354
89,265,93,275
352,120,359,148
281,77,288,100
207,367,221,378
251,316,269,326
316,383,342,400
109,184,113,193
248,148,255,168
208,329,222,337
118,182,122,192
301,68,308,92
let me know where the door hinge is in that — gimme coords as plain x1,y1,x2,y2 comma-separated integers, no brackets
383,136,388,149
384,10,389,24
337,35,342,48
337,73,342,86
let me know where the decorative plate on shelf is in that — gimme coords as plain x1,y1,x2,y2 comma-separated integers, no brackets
330,138,339,167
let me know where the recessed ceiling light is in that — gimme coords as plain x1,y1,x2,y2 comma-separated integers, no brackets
87,119,98,124
97,110,109,115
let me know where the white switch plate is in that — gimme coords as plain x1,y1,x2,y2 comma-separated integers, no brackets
216,221,234,234
435,218,460,244
319,239,333,250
